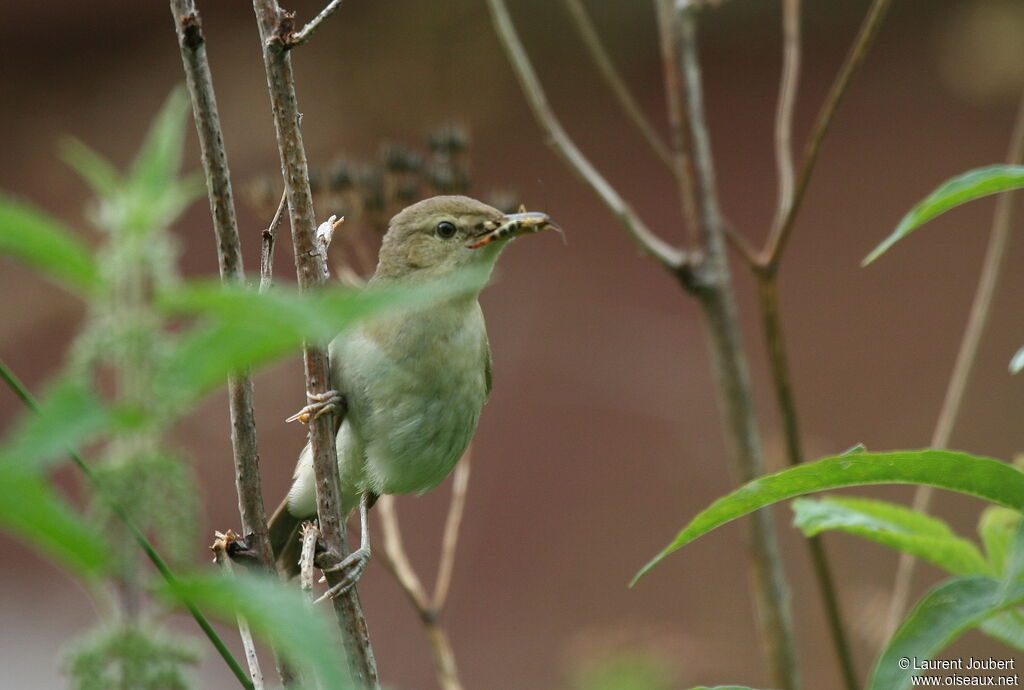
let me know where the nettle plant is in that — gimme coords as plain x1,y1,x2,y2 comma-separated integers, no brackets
0,91,476,690
630,166,1024,690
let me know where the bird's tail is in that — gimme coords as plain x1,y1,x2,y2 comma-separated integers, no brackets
268,497,303,579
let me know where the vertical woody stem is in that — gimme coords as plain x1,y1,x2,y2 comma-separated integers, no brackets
250,2,378,685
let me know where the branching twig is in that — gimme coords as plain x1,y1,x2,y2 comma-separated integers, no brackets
884,85,1024,639
300,522,320,596
213,532,266,690
260,189,288,293
753,2,859,687
0,359,254,690
489,2,800,686
759,0,892,274
665,6,800,688
560,0,675,174
288,0,345,48
377,452,472,690
486,0,685,271
251,1,378,685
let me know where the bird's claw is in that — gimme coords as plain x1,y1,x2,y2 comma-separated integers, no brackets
313,547,370,602
286,389,342,424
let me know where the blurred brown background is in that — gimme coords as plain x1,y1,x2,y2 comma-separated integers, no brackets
2,0,1024,688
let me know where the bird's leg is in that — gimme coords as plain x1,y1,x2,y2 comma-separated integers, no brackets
314,492,373,602
285,389,342,424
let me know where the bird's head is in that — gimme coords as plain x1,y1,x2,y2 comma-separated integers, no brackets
374,195,556,282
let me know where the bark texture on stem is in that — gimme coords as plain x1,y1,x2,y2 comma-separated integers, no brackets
666,8,800,688
884,86,1024,638
250,2,378,685
170,0,274,575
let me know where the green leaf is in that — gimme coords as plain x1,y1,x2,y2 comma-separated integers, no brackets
0,196,100,293
0,377,110,473
60,138,121,198
792,496,989,576
157,266,491,405
869,576,1024,690
129,87,190,202
863,165,1024,265
0,464,109,576
159,573,351,688
978,506,1022,576
980,608,1024,650
1011,346,1024,375
633,450,1024,585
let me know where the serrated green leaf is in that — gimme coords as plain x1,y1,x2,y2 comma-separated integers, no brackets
0,196,100,293
863,165,1024,265
1011,346,1024,375
129,87,190,202
0,464,109,576
159,573,351,688
633,450,1024,585
869,577,1024,690
156,265,491,405
979,506,1022,575
792,496,989,576
60,138,121,198
0,377,109,473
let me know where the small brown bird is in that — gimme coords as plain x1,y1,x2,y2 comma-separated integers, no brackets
269,195,556,585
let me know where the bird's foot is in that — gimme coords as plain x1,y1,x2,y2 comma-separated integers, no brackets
286,389,342,424
313,547,370,602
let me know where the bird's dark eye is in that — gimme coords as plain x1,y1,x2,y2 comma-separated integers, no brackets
435,220,457,239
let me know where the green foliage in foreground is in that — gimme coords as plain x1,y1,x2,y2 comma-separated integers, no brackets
0,85,491,688
863,164,1024,265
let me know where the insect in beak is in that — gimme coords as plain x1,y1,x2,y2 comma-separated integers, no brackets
466,208,559,249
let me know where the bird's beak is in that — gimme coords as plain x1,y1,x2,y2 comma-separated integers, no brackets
466,209,559,249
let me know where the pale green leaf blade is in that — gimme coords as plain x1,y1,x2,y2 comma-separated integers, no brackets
0,196,100,293
129,86,190,199
1010,346,1024,375
863,165,1024,265
157,265,491,404
792,496,989,576
980,609,1024,650
59,138,121,198
0,464,109,576
633,450,1024,585
869,577,1024,690
0,377,110,472
159,573,351,688
979,506,1022,575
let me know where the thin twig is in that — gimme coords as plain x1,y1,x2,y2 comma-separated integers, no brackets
170,0,274,572
758,2,859,687
213,532,266,690
773,0,800,228
260,189,288,293
0,359,254,690
377,454,472,690
884,86,1024,639
485,0,685,271
288,0,345,47
560,0,675,173
250,2,378,685
433,457,470,609
756,276,858,690
759,0,892,274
